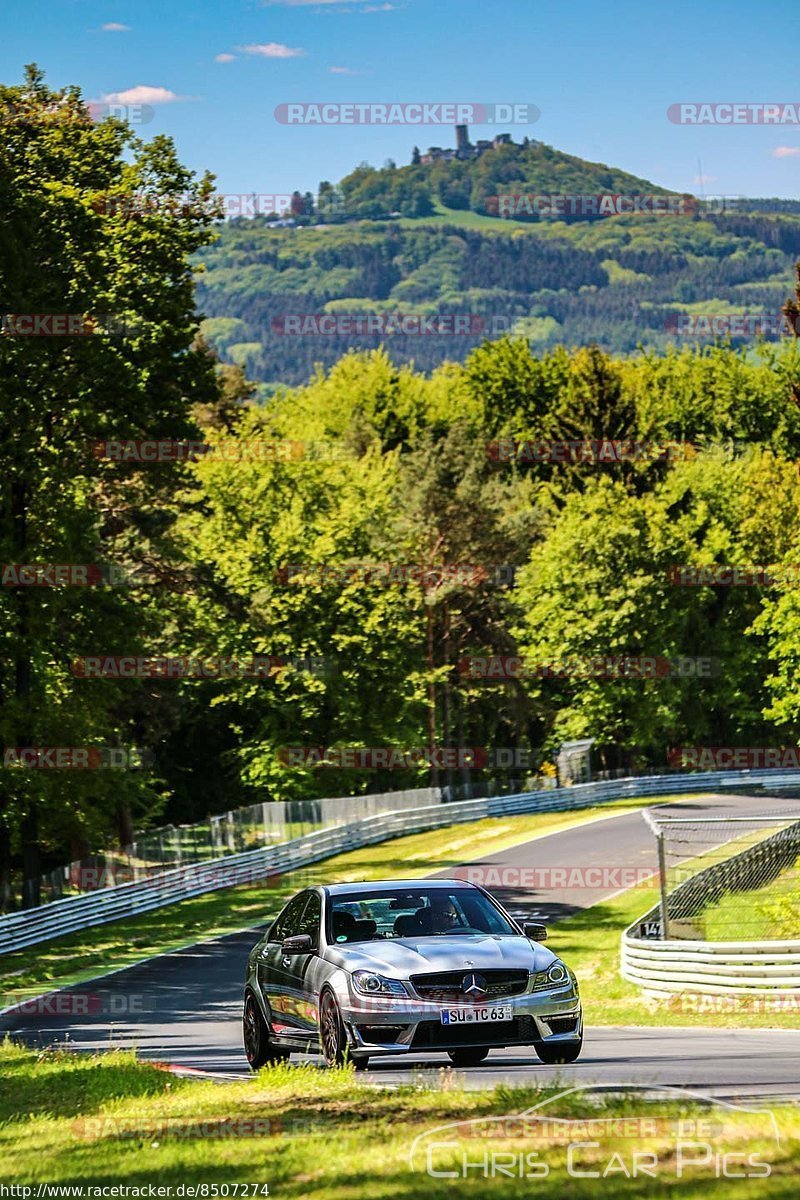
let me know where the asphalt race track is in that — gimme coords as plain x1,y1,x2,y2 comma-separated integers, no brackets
4,791,800,1097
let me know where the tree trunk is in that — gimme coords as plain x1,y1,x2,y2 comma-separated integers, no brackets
426,604,439,788
21,804,40,908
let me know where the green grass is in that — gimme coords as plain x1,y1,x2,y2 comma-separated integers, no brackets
392,200,543,233
0,797,654,1002
1,1042,797,1195
702,856,800,941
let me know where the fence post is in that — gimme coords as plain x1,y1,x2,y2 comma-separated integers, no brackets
656,832,670,940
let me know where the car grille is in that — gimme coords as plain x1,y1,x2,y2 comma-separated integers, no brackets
410,969,529,1002
411,1015,538,1048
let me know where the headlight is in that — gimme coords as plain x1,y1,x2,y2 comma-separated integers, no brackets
531,960,572,991
351,971,408,997
547,961,568,985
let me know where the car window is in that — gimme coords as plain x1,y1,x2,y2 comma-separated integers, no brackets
271,892,310,942
296,890,321,947
328,888,516,941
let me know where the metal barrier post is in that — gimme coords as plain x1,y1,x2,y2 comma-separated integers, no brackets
656,832,670,940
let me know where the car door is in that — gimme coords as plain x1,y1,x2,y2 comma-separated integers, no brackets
259,890,321,1038
257,892,309,1034
290,890,324,1037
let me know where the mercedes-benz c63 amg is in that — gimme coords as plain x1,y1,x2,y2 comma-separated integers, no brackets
243,878,582,1070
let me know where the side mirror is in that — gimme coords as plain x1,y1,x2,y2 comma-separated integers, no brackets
524,922,547,942
282,933,313,955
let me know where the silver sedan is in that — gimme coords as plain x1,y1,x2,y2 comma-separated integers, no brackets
243,878,582,1069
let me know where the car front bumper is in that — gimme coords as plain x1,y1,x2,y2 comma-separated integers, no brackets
338,986,583,1057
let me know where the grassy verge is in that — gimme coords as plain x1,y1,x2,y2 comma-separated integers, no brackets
0,1042,797,1195
0,797,654,1001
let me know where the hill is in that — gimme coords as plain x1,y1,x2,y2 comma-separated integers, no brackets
330,135,682,222
194,137,800,386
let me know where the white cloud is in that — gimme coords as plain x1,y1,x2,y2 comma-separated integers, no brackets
101,22,131,32
215,53,237,63
362,3,399,9
773,146,800,158
102,85,185,106
236,42,305,58
329,66,359,74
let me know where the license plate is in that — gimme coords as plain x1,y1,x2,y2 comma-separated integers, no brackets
440,1005,513,1025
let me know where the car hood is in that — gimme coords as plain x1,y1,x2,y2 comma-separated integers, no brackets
325,935,556,976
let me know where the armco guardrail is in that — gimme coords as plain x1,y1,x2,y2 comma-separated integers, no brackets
621,936,800,997
2,767,800,956
34,785,445,907
622,812,800,997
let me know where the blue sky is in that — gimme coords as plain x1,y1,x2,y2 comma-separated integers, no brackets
2,0,799,199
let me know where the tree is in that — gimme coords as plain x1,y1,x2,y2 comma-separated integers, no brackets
0,66,218,905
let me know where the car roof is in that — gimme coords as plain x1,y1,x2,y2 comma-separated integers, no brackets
323,879,478,896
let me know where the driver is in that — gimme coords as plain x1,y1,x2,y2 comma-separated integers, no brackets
427,897,463,933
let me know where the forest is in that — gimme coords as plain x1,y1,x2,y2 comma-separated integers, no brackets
3,68,800,901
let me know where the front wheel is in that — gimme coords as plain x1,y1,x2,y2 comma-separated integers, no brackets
535,1037,582,1064
319,991,370,1069
243,992,290,1070
319,990,348,1067
447,1047,491,1067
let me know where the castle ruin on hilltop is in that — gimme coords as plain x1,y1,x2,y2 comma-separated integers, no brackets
418,124,513,165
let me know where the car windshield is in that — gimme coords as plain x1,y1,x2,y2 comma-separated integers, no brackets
328,887,517,943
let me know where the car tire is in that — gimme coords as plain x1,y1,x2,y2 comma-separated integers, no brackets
319,990,370,1069
243,991,290,1070
319,989,349,1067
447,1047,491,1067
535,1036,582,1064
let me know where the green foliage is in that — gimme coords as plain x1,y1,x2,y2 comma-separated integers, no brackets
0,68,218,890
196,212,800,385
6,66,800,897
